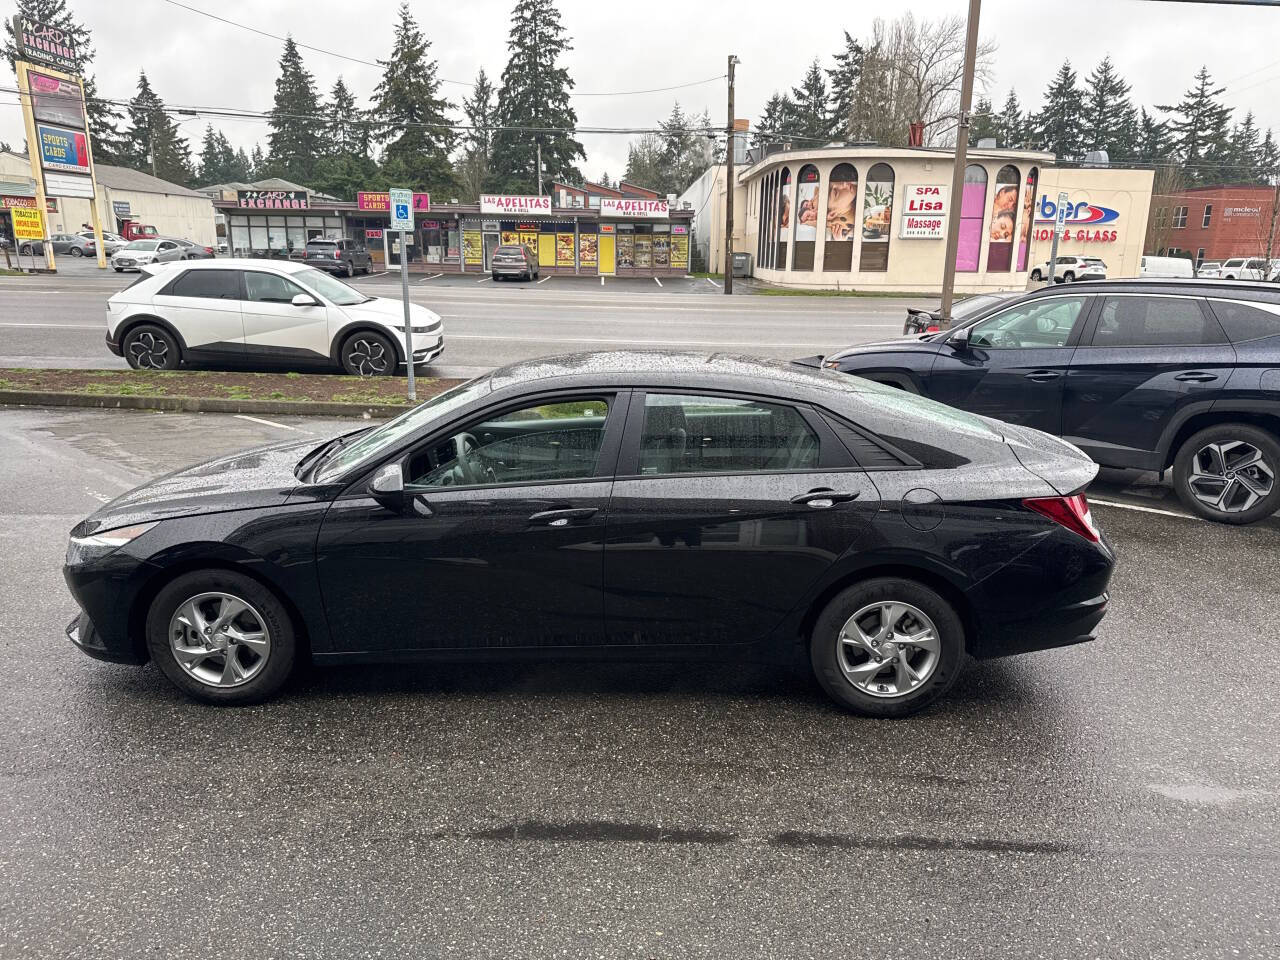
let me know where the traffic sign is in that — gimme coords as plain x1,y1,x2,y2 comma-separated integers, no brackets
389,187,413,231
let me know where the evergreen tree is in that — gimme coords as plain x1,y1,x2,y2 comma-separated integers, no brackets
266,36,322,186
457,69,496,201
968,97,999,146
197,125,241,184
3,0,126,162
312,76,376,199
232,147,253,182
623,135,664,190
1033,60,1084,160
1135,108,1173,160
826,31,864,141
1258,129,1280,181
1159,66,1233,185
752,93,797,149
490,0,584,192
371,3,456,194
597,172,611,189
1226,111,1261,182
996,89,1025,148
789,59,831,144
123,71,192,184
659,102,713,193
249,144,265,180
1081,56,1137,161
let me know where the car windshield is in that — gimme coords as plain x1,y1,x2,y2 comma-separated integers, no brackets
291,266,368,306
313,376,493,483
124,240,158,251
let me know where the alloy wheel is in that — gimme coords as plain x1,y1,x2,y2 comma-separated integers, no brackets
168,592,271,688
126,331,170,369
347,338,390,376
837,601,940,698
1188,440,1275,514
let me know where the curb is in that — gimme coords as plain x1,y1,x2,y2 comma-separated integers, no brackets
0,390,409,419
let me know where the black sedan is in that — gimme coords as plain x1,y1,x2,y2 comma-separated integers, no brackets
64,351,1114,716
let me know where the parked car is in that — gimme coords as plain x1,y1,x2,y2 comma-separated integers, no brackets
1029,255,1107,283
80,231,126,255
491,243,539,281
1220,257,1268,281
304,238,372,277
1141,255,1194,278
902,289,1025,335
16,238,44,256
105,258,443,375
1196,261,1223,279
62,350,1114,713
49,233,96,257
173,237,216,260
110,238,185,272
821,279,1280,524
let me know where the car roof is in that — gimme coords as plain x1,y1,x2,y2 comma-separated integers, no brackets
158,258,312,273
1056,277,1278,294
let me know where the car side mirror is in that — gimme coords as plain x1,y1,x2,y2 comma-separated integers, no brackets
369,462,405,511
949,325,972,349
291,293,320,307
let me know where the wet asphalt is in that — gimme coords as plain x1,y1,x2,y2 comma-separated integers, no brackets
0,407,1277,959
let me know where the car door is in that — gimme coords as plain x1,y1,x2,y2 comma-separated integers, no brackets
1061,293,1236,469
239,268,331,362
602,390,880,646
924,294,1092,434
315,391,627,653
149,267,245,359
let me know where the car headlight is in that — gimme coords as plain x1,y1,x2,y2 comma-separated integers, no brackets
66,521,156,564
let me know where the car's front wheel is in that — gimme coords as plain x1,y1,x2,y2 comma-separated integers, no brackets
1173,424,1280,524
19,243,32,255
146,569,297,705
340,330,396,376
122,323,180,370
810,578,964,717
1062,271,1075,282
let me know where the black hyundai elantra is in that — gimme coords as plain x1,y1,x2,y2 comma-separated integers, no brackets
64,351,1115,716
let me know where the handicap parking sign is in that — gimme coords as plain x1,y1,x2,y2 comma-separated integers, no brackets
394,202,409,220
389,188,413,231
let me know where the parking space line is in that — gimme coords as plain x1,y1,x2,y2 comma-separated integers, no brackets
705,277,722,289
600,276,605,286
476,275,491,283
416,273,443,283
653,277,663,288
537,275,552,284
0,321,101,329
1089,498,1195,520
234,414,301,432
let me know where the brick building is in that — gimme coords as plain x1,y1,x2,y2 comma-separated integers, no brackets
1148,184,1279,266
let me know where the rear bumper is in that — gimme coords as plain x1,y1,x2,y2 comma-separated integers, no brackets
492,264,533,275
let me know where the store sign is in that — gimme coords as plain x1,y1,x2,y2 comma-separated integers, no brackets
599,198,668,218
365,228,384,240
2,195,36,209
1224,206,1262,219
37,124,90,174
480,220,499,231
112,200,131,218
480,194,552,215
43,172,93,199
357,191,430,212
11,207,46,241
237,190,308,209
14,15,78,74
900,184,949,238
1033,194,1121,243
29,70,85,129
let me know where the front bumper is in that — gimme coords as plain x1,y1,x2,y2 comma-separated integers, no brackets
105,331,122,356
400,338,444,367
65,611,146,665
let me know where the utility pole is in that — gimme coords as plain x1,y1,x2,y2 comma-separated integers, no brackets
938,0,982,326
723,54,738,295
1266,176,1280,275
535,136,543,195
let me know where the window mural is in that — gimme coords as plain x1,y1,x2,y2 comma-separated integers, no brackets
956,164,987,272
823,163,858,271
792,164,820,270
986,164,1020,271
775,167,791,269
859,163,894,272
1017,167,1038,271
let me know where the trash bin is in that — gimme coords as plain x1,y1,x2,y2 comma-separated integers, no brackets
731,252,751,278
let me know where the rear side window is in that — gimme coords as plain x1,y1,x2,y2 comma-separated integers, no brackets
166,269,240,299
638,393,819,475
1209,299,1280,343
1091,296,1225,347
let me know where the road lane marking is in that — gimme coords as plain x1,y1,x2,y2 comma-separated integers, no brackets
537,274,552,284
234,414,300,432
1089,498,1195,520
653,277,663,288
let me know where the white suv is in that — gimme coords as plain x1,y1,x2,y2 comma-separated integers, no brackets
1219,257,1268,281
1029,255,1107,283
106,259,443,375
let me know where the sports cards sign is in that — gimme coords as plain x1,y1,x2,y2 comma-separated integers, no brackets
37,124,90,175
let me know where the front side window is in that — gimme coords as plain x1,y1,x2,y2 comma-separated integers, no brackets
410,398,610,487
639,393,819,475
1209,299,1280,343
1092,296,1224,347
967,296,1088,349
244,271,306,304
168,269,240,299
292,267,367,305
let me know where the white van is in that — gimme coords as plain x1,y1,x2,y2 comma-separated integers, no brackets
1140,255,1194,278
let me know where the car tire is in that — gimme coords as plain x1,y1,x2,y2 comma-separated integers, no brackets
809,577,965,718
1172,423,1280,525
340,329,397,376
114,267,123,273
492,272,500,281
122,323,181,370
1030,269,1042,281
1062,271,1075,282
345,261,354,278
146,569,297,705
19,244,32,255
69,247,83,257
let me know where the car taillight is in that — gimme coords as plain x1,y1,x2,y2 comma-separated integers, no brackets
1022,493,1100,543
334,250,342,259
925,324,940,333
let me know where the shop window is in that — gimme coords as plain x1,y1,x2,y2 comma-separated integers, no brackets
956,164,987,272
1016,167,1038,271
1202,204,1212,228
286,220,306,255
617,226,636,270
652,227,670,268
792,164,820,271
759,171,775,268
822,163,858,271
421,220,444,264
1173,206,1188,228
985,164,1019,271
775,167,791,270
858,163,894,272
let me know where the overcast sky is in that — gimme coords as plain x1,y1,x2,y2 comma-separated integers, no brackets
7,0,1280,185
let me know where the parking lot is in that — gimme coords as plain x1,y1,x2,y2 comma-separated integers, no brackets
1,405,1277,958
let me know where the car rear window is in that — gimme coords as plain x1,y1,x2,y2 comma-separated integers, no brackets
496,246,525,256
307,241,338,249
1209,299,1280,343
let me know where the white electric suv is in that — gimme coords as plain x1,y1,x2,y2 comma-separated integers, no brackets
106,259,443,375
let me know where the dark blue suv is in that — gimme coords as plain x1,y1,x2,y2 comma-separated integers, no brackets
822,280,1280,524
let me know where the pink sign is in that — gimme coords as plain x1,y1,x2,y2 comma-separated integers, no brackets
599,198,668,219
357,191,430,212
479,194,552,215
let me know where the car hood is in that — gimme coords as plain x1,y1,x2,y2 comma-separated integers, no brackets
76,437,320,534
338,296,439,326
826,336,940,360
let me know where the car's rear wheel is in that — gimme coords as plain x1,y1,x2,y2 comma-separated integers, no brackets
810,578,964,717
1173,424,1280,524
340,330,396,376
122,323,180,370
1030,268,1042,281
1062,271,1075,282
69,247,83,257
344,260,354,278
146,570,296,705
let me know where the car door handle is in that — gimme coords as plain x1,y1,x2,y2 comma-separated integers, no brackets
1024,370,1062,382
1175,372,1218,383
527,507,599,527
790,490,861,508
